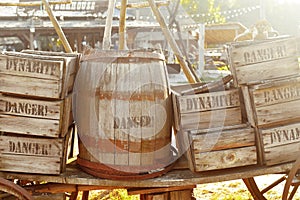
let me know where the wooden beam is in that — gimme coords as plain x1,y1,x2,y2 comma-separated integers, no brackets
41,0,73,53
119,0,127,50
116,1,170,9
102,0,116,50
147,0,199,84
0,0,71,7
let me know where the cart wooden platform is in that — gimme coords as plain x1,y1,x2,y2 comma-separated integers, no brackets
1,153,300,200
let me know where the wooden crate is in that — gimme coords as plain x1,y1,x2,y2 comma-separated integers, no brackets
241,76,300,128
0,51,78,99
0,130,71,175
0,93,72,138
172,87,245,131
228,37,300,86
259,121,300,166
177,124,257,172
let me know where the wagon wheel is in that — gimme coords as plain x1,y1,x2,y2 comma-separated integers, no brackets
0,178,33,200
243,156,300,200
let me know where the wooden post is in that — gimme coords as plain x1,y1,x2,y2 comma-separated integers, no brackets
119,0,128,50
102,0,116,50
42,0,73,53
147,0,199,84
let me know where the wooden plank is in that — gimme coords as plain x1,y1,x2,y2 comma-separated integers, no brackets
0,74,62,98
230,37,298,67
193,146,257,171
0,95,72,137
0,154,61,174
147,0,198,84
0,94,64,120
177,89,240,113
234,57,299,85
0,54,64,80
42,0,73,53
251,76,300,107
260,122,300,165
255,99,300,127
240,85,257,127
128,185,195,195
0,52,78,99
190,126,255,152
180,107,242,130
0,131,69,175
228,37,300,85
0,135,64,157
33,193,66,200
169,189,194,200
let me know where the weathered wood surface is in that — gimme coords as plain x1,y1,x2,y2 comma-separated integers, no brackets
0,94,72,137
193,146,257,171
0,162,296,188
242,76,300,128
0,132,70,175
183,126,257,172
76,50,173,174
173,88,243,131
260,122,300,166
0,52,77,99
228,37,300,86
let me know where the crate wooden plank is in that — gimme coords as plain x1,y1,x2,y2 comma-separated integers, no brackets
234,57,299,85
0,52,78,99
193,146,257,171
190,126,255,153
228,37,300,85
0,94,72,137
172,87,244,131
179,125,257,172
177,89,240,113
243,76,300,128
230,37,298,67
260,122,300,166
180,107,242,130
255,99,300,127
0,133,69,175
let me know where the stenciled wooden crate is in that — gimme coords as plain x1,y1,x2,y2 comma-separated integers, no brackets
0,93,72,138
172,86,245,131
0,129,71,175
0,51,78,99
177,124,257,172
259,121,300,166
228,36,300,86
241,76,300,128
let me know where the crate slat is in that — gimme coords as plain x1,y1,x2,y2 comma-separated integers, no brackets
0,94,72,137
0,52,78,99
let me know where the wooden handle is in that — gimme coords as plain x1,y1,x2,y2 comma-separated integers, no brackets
42,0,73,53
147,0,199,84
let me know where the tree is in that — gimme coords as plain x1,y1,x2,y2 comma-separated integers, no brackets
181,0,226,24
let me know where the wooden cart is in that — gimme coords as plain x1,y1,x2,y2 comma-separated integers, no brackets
0,151,300,200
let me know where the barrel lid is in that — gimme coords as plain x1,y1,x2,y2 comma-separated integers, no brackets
81,49,165,62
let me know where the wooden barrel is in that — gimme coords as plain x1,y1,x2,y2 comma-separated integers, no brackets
73,50,174,179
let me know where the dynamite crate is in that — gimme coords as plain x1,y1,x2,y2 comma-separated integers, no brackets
177,124,257,172
0,51,79,99
171,77,257,172
0,128,72,175
0,93,72,138
171,76,246,132
241,76,300,166
227,36,300,86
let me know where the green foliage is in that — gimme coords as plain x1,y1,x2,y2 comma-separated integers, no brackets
181,0,226,24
